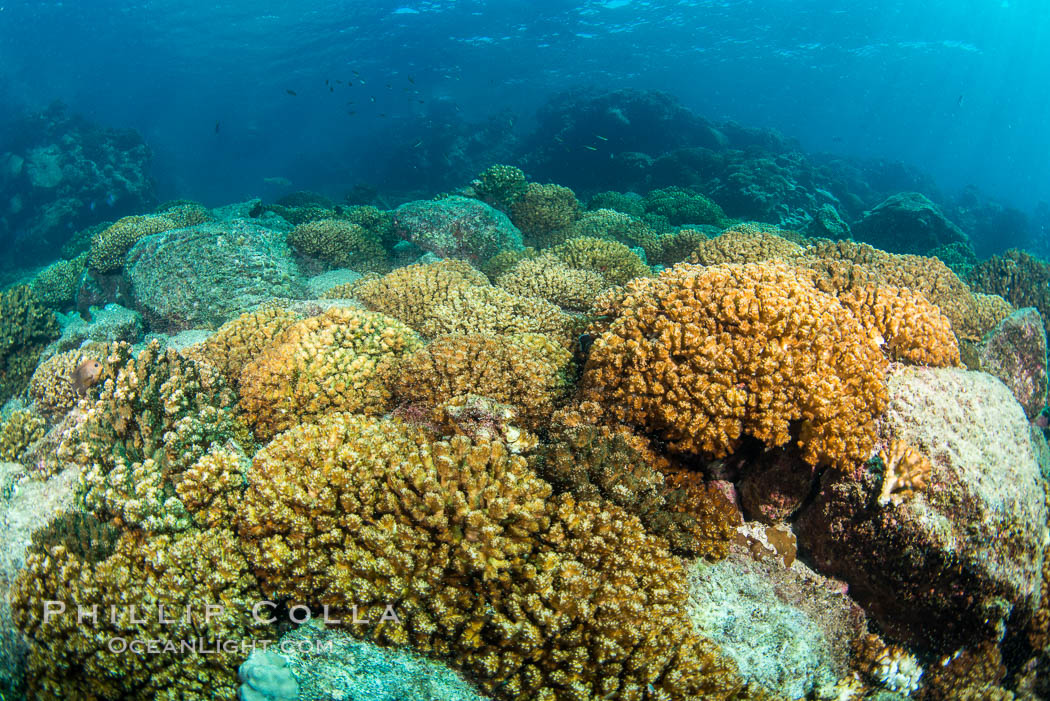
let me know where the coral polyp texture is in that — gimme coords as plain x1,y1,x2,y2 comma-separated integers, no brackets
185,304,301,388
58,340,242,532
392,332,573,428
238,306,422,439
548,235,651,286
286,218,389,272
12,525,271,700
496,255,608,311
236,413,759,700
0,285,60,403
581,261,888,468
87,214,179,273
392,195,524,263
509,182,582,247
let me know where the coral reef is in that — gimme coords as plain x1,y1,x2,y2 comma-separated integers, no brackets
185,305,301,389
11,526,271,700
644,186,728,227
509,182,581,247
31,253,86,309
532,407,737,558
58,341,242,532
238,306,421,439
392,333,572,428
469,164,527,212
581,262,887,468
27,347,107,421
0,409,46,462
393,195,523,263
568,208,659,256
588,191,646,218
970,248,1050,326
125,220,305,331
236,414,757,700
154,201,214,228
348,259,490,331
423,393,538,454
417,284,575,342
496,255,607,311
837,284,961,366
286,218,389,272
796,367,1048,651
688,226,804,266
88,214,178,273
0,285,59,403
548,236,651,286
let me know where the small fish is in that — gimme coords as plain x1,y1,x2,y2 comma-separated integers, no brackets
347,111,357,115
957,94,964,107
106,193,117,206
370,96,376,103
407,75,415,84
584,145,598,151
329,86,334,92
387,83,392,89
89,200,96,211
359,78,366,85
285,89,297,96
352,70,360,76
412,139,423,148
325,79,329,85
577,333,595,355
72,358,103,395
214,120,221,133
417,99,425,104
263,176,293,187
595,134,608,141
379,113,387,117
336,80,343,84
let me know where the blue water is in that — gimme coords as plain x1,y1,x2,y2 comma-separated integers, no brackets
1,0,1048,218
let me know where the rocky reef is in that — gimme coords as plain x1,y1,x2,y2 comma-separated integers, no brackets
0,152,1048,701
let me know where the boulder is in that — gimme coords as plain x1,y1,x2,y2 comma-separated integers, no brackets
392,196,523,264
979,307,1048,419
852,192,968,255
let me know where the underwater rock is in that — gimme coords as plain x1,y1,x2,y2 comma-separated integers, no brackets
392,195,523,264
237,650,299,701
238,622,490,701
305,268,362,297
796,366,1049,652
0,461,78,700
978,307,1048,419
126,220,306,331
687,543,867,700
735,445,818,524
852,192,969,255
47,304,143,355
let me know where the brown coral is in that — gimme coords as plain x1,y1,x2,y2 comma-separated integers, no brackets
11,526,271,700
238,306,421,439
496,255,608,311
392,333,572,429
88,214,179,273
689,226,805,266
348,259,490,330
418,284,575,342
838,284,961,366
581,262,888,468
236,413,755,700
970,248,1050,325
919,641,1013,701
286,218,389,272
0,285,60,403
548,236,651,286
0,408,46,461
27,347,107,421
509,182,581,247
184,305,301,388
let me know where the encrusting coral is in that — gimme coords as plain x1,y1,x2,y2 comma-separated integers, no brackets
58,340,243,533
469,163,528,211
87,214,179,273
392,332,573,429
0,285,60,403
31,253,87,309
644,186,728,227
581,261,888,468
568,208,660,257
11,525,271,700
689,226,804,266
238,306,422,439
236,413,762,701
418,283,576,342
970,248,1050,326
286,218,389,272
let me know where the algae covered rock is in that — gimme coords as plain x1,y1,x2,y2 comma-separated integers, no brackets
392,195,523,263
796,366,1049,651
852,192,968,255
238,623,489,701
978,306,1048,419
126,220,305,331
0,286,60,403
